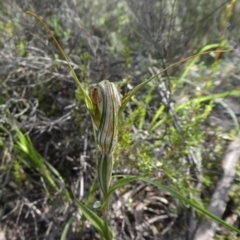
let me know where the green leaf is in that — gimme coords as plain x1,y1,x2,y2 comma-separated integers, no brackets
139,176,240,235
119,74,159,116
15,127,58,190
14,126,71,200
109,175,240,235
119,45,227,116
26,11,94,115
179,44,220,82
175,90,240,113
138,84,154,129
61,215,75,240
108,175,139,196
44,159,71,200
148,105,165,132
93,201,102,209
75,197,113,239
216,98,240,133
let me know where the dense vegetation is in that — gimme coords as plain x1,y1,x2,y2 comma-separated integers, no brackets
1,1,240,239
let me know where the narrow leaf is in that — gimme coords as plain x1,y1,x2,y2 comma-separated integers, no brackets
26,11,94,114
61,215,75,240
74,197,109,239
139,176,240,235
179,44,220,82
175,90,240,113
119,48,230,116
108,175,240,235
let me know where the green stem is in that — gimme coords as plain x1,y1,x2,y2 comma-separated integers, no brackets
98,154,113,239
102,197,111,240
98,154,113,196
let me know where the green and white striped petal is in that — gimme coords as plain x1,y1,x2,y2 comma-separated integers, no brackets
91,80,121,155
91,80,121,194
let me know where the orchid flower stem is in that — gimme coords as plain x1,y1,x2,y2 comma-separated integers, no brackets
102,197,111,240
98,154,113,239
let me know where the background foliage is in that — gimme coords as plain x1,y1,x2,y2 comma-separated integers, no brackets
1,0,240,239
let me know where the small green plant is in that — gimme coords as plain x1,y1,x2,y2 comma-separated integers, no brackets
24,11,240,240
14,127,71,202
